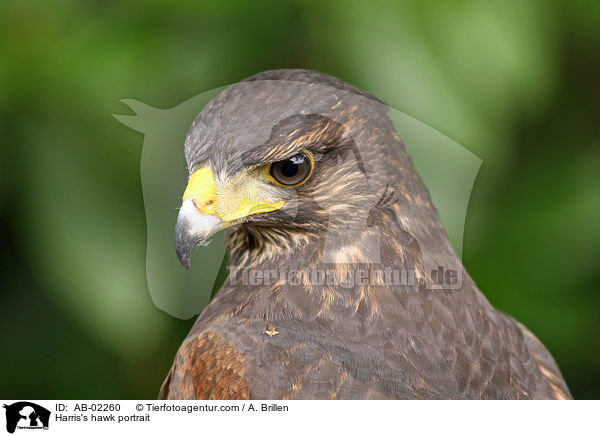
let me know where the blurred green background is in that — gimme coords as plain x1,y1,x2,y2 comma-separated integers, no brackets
1,0,598,399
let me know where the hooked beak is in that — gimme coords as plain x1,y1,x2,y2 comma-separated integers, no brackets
175,166,284,268
175,198,223,269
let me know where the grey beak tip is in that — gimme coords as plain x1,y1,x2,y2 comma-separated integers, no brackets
174,199,222,269
176,249,191,269
175,226,195,269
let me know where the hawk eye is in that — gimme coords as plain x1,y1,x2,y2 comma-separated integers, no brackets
268,152,314,187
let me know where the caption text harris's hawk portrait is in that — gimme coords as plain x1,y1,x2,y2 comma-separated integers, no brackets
159,69,571,400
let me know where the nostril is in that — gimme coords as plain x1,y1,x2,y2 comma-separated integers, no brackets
196,198,217,214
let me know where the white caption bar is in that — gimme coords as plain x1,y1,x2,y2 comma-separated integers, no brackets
1,400,597,436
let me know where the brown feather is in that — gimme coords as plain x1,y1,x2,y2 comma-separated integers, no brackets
164,69,572,400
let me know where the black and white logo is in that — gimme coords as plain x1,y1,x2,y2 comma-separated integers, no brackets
3,402,50,434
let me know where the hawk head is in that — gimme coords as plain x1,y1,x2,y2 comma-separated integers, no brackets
175,69,450,277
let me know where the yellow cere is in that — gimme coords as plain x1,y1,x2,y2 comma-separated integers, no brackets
183,166,284,222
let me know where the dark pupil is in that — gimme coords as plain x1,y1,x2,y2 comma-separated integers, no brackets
271,153,310,186
280,160,299,178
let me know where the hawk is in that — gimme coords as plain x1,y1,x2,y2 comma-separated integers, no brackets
159,69,571,399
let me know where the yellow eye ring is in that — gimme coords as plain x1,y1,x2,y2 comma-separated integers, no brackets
266,151,314,188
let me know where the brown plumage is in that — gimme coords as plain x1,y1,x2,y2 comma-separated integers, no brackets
160,69,571,399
